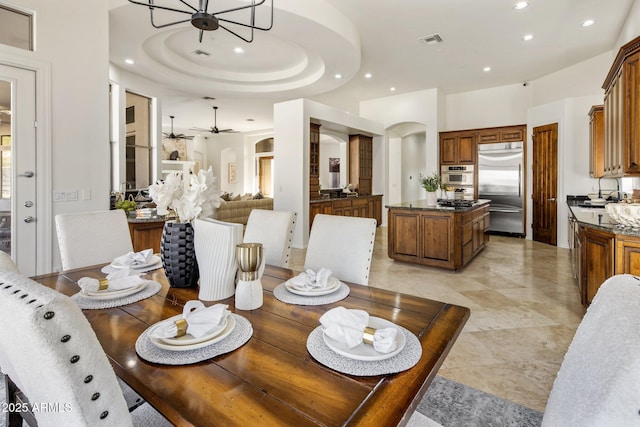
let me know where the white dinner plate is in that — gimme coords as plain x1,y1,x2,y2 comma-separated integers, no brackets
111,255,161,270
149,315,236,352
80,282,147,300
284,277,341,296
322,316,406,361
155,314,229,346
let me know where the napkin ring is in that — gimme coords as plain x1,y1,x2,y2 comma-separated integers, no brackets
362,326,376,345
174,319,188,337
98,279,109,291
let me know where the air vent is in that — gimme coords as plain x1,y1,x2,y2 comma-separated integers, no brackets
193,49,210,56
418,34,443,45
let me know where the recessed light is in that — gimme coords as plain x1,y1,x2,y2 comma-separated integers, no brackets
483,67,491,72
513,2,529,10
582,19,595,27
334,73,343,79
522,34,533,41
364,73,372,79
233,47,245,54
390,87,396,92
124,58,134,65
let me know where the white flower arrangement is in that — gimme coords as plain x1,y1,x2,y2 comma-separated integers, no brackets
149,166,221,223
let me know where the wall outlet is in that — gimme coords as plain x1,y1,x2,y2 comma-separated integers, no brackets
53,190,78,202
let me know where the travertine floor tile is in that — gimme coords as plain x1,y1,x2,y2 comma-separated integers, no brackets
291,227,582,412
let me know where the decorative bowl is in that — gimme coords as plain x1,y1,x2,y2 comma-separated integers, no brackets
606,203,640,227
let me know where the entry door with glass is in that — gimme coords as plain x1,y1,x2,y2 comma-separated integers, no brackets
0,65,37,275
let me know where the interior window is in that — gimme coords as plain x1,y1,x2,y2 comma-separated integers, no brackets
0,5,33,51
125,91,152,190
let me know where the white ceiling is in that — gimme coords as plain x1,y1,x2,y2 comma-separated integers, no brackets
112,0,639,135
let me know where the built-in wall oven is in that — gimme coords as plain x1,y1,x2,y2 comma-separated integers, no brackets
441,165,474,198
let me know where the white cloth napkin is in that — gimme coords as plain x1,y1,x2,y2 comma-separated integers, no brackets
289,268,332,291
113,248,153,266
78,268,145,292
320,306,398,353
151,301,231,339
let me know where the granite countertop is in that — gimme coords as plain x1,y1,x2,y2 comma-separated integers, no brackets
567,196,640,237
386,199,490,212
310,194,383,203
127,216,165,224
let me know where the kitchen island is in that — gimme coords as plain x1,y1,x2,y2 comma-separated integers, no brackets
387,199,490,270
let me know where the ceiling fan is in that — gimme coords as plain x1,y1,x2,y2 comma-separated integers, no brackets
191,106,238,134
163,115,194,140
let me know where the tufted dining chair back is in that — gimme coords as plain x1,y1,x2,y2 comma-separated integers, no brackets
0,270,133,426
304,214,377,286
0,250,18,272
243,209,297,268
55,210,134,270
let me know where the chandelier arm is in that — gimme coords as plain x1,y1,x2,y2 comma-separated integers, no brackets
218,24,254,43
127,0,196,14
217,16,273,32
210,0,267,15
150,13,192,29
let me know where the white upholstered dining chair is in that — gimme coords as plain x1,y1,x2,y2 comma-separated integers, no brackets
243,209,297,268
55,210,134,270
0,250,18,272
304,214,377,286
0,270,170,427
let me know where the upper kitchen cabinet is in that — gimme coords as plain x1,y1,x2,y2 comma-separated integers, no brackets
439,131,476,165
477,127,524,144
589,105,604,178
602,35,640,176
349,134,373,195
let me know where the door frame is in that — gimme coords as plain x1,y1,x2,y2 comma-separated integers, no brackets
0,49,52,274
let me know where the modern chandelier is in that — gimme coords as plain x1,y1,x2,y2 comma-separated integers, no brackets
127,0,274,43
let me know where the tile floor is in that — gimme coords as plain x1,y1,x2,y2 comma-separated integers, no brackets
290,227,584,412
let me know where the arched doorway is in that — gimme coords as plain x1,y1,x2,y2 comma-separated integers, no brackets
386,122,427,203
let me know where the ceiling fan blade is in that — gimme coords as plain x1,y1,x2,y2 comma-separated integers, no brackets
219,129,238,133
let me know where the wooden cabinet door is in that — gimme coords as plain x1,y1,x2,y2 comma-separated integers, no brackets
582,228,614,304
440,136,458,165
589,105,605,178
616,236,640,275
421,214,453,263
128,221,164,253
623,51,640,174
458,135,476,164
388,211,420,259
351,198,368,217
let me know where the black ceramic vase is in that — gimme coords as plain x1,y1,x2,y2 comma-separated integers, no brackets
160,221,199,288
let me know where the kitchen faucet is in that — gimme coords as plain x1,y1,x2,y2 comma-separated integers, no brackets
598,176,620,200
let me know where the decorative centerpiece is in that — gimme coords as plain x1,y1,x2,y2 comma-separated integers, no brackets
418,172,441,206
149,167,221,288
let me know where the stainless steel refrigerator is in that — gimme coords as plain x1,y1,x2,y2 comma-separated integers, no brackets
478,142,525,236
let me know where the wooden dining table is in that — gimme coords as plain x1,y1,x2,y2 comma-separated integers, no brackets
33,264,470,426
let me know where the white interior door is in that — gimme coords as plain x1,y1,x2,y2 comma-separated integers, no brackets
0,64,37,275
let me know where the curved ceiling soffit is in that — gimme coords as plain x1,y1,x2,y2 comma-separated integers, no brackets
386,122,427,139
110,0,360,98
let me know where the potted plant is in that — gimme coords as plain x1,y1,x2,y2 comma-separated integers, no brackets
418,172,441,206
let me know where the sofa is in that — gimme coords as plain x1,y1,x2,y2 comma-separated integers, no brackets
212,197,273,225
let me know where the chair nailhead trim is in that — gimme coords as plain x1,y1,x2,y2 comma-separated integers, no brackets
91,392,100,401
84,375,93,383
70,355,80,363
44,311,55,319
20,294,27,299
99,411,109,420
61,335,71,343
